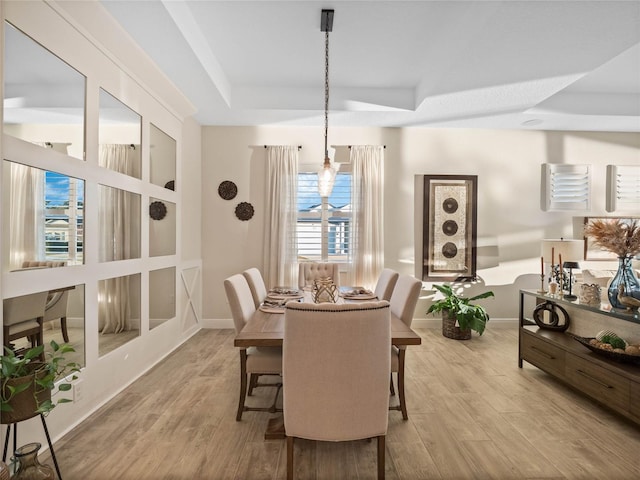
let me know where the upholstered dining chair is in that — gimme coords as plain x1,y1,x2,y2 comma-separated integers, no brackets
283,301,391,480
3,291,49,354
298,262,340,289
242,267,268,309
224,274,282,421
389,274,422,420
374,268,399,301
21,261,70,342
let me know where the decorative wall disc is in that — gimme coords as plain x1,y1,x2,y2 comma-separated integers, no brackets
442,242,457,258
164,180,175,191
218,180,237,200
235,202,254,221
149,201,167,221
442,197,459,214
442,220,458,236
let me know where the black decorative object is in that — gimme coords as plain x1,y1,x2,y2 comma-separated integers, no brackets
235,202,254,221
532,300,570,332
164,180,175,191
562,261,580,300
218,180,237,200
149,201,167,221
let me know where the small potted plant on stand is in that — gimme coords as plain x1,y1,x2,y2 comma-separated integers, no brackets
427,284,495,340
1,341,80,479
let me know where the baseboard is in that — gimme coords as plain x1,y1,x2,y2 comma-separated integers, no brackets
203,317,517,330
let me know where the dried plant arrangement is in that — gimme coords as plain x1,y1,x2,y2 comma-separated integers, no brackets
584,219,640,258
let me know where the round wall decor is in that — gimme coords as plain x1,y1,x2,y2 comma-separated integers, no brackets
149,201,167,220
164,180,175,191
218,180,238,200
235,202,254,221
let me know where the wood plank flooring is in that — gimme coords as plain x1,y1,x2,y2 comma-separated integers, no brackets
47,327,640,479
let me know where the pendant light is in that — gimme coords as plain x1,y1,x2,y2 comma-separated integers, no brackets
318,9,338,198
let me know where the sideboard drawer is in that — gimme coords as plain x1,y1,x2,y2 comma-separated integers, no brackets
521,330,566,377
565,353,630,413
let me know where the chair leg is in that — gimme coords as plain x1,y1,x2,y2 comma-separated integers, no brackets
248,373,258,396
389,373,395,396
61,317,70,343
286,436,294,480
398,350,408,420
236,350,248,421
377,435,385,480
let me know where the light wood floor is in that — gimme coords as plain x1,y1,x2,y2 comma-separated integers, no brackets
47,327,640,479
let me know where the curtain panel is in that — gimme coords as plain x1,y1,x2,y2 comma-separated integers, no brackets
263,146,299,288
350,145,384,289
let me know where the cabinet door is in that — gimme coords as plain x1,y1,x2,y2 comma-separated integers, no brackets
629,381,640,423
565,353,630,414
521,330,566,377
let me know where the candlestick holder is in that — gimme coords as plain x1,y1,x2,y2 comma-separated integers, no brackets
538,274,546,294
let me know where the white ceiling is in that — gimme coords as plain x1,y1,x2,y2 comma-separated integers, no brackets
99,0,640,131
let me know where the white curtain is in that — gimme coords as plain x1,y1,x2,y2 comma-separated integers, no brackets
263,146,299,288
8,162,45,270
350,145,384,289
98,144,135,333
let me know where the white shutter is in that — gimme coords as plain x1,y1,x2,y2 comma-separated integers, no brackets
541,164,591,211
606,165,640,213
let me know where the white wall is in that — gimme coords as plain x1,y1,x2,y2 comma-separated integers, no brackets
202,126,640,323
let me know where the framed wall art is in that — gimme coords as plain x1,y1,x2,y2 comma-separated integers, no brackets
583,216,639,260
423,175,477,281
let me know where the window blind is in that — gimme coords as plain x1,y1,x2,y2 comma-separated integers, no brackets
542,164,591,211
606,165,640,212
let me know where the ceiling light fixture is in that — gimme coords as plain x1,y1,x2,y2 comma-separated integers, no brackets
318,9,338,198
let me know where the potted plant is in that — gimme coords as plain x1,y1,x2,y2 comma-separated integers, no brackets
427,284,495,340
1,341,80,425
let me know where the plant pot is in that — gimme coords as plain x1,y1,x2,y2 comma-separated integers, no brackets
442,311,471,340
1,364,50,424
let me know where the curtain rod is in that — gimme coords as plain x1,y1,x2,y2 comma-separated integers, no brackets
264,145,302,150
348,145,386,149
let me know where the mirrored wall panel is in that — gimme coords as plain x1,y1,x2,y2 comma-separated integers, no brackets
98,89,141,179
98,273,141,357
149,267,176,330
3,22,85,160
149,198,176,257
150,124,176,191
3,160,84,271
98,185,141,262
3,284,86,372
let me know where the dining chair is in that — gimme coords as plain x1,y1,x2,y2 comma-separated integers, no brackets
389,274,422,420
3,291,49,355
298,262,340,289
283,301,391,480
242,267,268,309
21,261,70,343
374,268,399,301
224,274,282,421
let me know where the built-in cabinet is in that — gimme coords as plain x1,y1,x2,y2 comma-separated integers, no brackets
519,290,640,426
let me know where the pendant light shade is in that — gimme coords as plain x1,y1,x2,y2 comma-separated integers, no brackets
318,9,336,198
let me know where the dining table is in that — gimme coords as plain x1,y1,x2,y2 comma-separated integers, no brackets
233,287,423,439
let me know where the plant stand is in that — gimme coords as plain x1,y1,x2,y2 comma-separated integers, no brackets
2,415,63,480
442,313,471,340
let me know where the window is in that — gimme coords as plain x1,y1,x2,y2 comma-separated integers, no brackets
45,171,84,263
297,171,351,262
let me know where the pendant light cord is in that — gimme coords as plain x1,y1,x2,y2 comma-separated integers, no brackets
324,29,329,162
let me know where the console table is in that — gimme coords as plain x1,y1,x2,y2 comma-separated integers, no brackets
519,289,640,426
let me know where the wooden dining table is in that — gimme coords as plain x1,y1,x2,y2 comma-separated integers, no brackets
233,290,422,438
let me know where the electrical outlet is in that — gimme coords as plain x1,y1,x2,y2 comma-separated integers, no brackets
73,379,84,403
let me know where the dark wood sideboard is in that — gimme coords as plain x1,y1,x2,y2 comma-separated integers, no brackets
519,289,640,426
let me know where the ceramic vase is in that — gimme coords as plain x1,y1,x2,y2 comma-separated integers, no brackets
12,443,54,480
608,256,640,309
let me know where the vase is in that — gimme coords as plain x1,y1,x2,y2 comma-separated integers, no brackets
608,256,640,309
12,443,54,480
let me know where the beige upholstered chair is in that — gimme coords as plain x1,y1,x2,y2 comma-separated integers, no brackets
21,261,70,342
374,268,399,301
224,274,282,421
283,301,391,480
389,274,422,420
3,291,49,354
242,267,268,309
298,262,340,289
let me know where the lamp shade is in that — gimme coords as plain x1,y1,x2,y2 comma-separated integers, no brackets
318,157,339,197
562,261,580,269
542,239,584,264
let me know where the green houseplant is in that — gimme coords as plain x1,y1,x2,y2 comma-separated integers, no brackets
1,341,80,424
427,284,495,339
